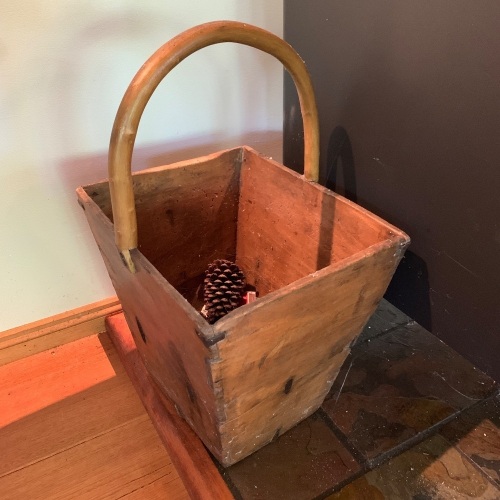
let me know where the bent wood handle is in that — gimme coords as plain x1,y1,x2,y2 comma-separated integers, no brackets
109,21,319,271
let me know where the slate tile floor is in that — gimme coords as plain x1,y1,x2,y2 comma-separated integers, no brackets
221,300,500,499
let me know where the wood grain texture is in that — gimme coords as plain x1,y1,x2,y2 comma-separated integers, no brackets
214,242,407,464
0,333,123,428
78,147,409,466
87,148,241,288
0,297,120,366
106,312,234,500
1,332,188,500
2,415,186,500
77,188,222,456
236,148,400,295
107,20,319,255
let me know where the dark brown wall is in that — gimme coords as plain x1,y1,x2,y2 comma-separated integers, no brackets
284,1,500,380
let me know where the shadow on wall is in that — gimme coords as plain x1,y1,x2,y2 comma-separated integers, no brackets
58,130,283,193
50,9,179,162
385,250,432,331
316,126,355,269
50,9,283,173
324,126,357,202
322,126,432,330
53,9,284,196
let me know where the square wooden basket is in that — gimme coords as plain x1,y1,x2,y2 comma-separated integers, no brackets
76,22,409,466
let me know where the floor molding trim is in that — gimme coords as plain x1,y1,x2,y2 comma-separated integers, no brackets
0,297,121,366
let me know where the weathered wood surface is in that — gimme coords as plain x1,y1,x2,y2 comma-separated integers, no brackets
214,241,408,464
78,148,409,466
87,148,241,288
77,186,222,457
76,18,411,467
236,148,401,295
106,313,234,500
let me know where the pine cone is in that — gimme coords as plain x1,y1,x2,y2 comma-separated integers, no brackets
203,259,246,324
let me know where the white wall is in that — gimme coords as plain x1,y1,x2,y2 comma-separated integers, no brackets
0,1,283,331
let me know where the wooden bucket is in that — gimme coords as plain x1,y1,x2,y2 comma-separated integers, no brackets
77,21,410,466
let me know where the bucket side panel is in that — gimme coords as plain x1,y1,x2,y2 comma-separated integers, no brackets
77,190,223,456
236,149,402,296
213,240,408,465
84,148,242,293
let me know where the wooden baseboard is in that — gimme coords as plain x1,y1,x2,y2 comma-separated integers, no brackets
0,297,121,366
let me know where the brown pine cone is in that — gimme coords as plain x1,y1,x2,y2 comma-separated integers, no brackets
203,259,246,324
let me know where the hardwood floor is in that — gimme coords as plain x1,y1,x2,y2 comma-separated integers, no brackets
0,331,189,499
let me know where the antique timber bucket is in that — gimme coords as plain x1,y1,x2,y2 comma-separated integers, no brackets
76,21,410,466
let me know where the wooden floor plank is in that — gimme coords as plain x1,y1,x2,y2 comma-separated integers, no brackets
120,475,189,500
2,415,187,500
0,334,119,426
0,330,189,499
1,375,145,477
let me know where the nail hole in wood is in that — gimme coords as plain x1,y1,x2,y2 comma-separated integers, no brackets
136,318,147,343
186,383,196,404
165,208,175,225
272,427,282,442
284,377,294,394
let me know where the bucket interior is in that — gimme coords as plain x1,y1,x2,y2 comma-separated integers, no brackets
84,147,398,314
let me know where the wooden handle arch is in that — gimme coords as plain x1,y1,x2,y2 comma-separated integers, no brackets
109,21,319,271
